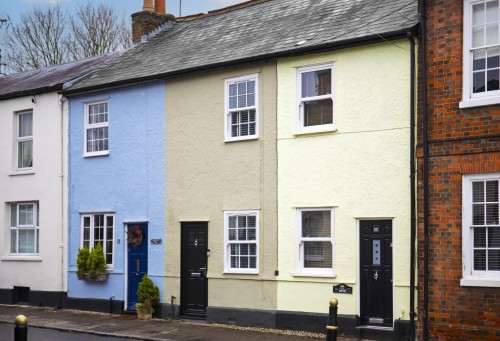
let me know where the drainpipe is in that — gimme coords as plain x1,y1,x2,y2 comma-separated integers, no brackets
418,0,429,340
59,95,65,302
407,31,416,341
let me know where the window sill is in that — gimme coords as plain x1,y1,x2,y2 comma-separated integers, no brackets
224,136,259,143
2,255,42,262
460,277,500,287
83,151,109,158
292,272,337,278
459,96,500,109
9,169,35,176
295,127,337,136
223,270,259,275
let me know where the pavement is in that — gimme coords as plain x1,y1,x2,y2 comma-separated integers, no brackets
0,304,358,341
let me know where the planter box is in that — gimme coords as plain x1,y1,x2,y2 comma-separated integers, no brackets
78,272,108,282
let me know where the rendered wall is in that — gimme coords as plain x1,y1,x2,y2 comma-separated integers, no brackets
0,92,67,294
165,62,278,310
67,82,165,303
276,41,413,321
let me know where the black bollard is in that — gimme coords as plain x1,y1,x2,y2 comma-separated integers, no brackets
326,298,338,341
14,315,28,341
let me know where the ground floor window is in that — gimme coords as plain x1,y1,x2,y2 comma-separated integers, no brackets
10,202,39,254
224,210,259,273
81,213,114,268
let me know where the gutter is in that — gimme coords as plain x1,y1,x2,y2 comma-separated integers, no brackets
63,27,418,96
407,30,417,341
418,0,429,340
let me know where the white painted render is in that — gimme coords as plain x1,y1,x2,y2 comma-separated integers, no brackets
0,92,67,293
276,41,413,319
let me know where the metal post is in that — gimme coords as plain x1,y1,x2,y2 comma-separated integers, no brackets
326,298,338,341
14,315,28,341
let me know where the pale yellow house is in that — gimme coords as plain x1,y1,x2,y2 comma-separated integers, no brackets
276,40,416,337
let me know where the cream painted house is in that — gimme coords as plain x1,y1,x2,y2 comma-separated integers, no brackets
276,41,416,337
0,55,118,307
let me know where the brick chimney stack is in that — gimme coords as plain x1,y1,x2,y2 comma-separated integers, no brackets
132,0,175,44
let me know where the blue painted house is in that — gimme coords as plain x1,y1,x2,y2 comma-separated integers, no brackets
65,81,165,313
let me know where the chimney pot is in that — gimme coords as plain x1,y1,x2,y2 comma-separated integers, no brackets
143,0,154,12
155,0,166,14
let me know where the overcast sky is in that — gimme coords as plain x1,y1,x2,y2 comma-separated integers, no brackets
0,0,245,24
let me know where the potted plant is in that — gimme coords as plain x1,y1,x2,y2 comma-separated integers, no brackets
136,274,160,320
85,244,108,281
76,246,90,280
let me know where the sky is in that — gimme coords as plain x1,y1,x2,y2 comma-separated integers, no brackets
0,0,245,24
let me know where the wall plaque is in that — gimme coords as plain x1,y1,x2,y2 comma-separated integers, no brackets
333,284,353,294
150,239,162,245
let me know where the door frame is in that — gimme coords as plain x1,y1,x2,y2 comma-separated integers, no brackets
124,221,149,311
357,218,394,327
180,221,208,318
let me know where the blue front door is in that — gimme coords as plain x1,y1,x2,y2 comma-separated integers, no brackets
127,223,148,310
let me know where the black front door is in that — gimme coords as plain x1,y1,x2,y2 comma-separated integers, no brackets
181,222,208,319
360,220,393,326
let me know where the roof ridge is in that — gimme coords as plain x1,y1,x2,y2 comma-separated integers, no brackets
176,0,270,22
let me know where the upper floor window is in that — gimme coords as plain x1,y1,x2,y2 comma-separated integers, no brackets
461,173,500,287
296,208,334,276
17,111,33,169
461,0,500,108
81,213,114,268
297,64,334,133
84,101,109,156
10,202,39,254
224,210,259,273
224,74,258,141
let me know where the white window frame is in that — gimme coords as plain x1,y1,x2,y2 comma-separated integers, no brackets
223,210,259,274
80,213,114,270
84,101,109,157
460,0,500,108
224,74,259,142
16,111,33,170
295,208,335,276
10,202,39,255
297,64,335,134
461,173,500,287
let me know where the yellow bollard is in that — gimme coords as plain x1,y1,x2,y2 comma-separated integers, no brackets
326,298,338,341
14,315,28,341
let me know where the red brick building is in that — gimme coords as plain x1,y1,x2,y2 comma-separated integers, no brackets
419,0,500,339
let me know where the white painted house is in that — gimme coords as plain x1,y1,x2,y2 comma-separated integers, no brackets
0,55,118,306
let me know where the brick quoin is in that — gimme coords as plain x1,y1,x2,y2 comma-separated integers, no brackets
419,0,500,340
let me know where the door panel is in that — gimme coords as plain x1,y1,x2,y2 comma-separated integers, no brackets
127,224,148,311
181,222,208,318
360,220,393,326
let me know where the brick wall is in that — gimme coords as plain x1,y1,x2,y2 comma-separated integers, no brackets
418,0,500,340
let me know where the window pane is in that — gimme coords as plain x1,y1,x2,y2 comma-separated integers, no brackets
301,69,331,97
18,112,33,137
486,180,499,201
304,99,333,126
11,204,17,227
302,210,331,237
474,227,487,247
247,80,255,94
473,50,486,71
473,71,486,93
473,26,485,48
18,229,35,253
473,3,485,26
474,249,487,270
487,1,499,22
18,140,33,168
486,203,499,224
18,204,34,226
489,226,500,247
229,84,237,96
473,181,485,202
237,82,246,95
304,241,332,268
487,47,500,68
11,229,17,253
485,24,499,45
489,249,500,270
487,69,500,91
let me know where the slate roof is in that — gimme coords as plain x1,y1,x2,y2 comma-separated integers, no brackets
65,0,418,94
0,53,120,100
